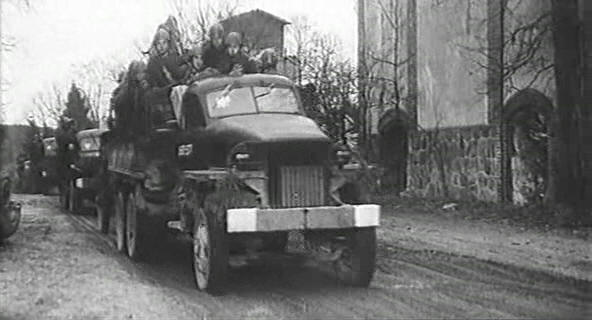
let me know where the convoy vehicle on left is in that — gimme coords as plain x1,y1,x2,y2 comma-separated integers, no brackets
0,175,21,241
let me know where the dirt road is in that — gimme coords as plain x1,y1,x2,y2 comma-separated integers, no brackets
1,195,590,319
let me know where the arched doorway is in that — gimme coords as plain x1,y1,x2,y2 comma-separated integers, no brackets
378,108,411,194
503,89,553,205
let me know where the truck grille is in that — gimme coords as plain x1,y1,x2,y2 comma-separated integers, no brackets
279,166,325,207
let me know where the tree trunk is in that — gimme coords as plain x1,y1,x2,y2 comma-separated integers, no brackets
548,0,588,219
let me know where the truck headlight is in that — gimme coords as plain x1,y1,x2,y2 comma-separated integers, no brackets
178,144,193,157
234,153,250,161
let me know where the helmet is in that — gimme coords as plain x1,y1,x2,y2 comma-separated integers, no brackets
208,23,224,40
225,32,241,46
156,28,171,41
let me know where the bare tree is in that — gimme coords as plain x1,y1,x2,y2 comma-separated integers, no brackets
357,0,414,160
451,0,554,95
70,57,126,127
168,0,239,49
31,84,66,128
286,17,359,145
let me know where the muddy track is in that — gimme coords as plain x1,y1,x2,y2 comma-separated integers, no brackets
2,196,590,319
60,202,592,319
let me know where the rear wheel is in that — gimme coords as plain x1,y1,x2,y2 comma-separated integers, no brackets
59,183,69,210
126,191,147,260
334,227,377,287
96,196,110,234
68,180,80,214
114,191,127,253
192,196,228,294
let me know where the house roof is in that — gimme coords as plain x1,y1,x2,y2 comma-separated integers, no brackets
221,9,291,26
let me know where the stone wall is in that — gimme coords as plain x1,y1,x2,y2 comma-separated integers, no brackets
407,125,500,202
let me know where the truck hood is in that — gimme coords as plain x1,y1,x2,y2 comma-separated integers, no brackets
207,113,330,144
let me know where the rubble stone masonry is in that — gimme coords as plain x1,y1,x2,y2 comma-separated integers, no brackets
407,125,500,202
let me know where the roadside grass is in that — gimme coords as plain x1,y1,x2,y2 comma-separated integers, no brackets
371,192,592,239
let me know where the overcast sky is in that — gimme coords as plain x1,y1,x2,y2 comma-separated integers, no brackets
1,0,357,124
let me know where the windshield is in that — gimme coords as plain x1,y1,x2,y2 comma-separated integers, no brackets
206,85,300,118
207,86,256,118
253,87,299,114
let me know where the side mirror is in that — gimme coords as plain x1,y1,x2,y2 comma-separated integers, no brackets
336,150,352,166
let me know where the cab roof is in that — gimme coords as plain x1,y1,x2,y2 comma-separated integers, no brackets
187,73,295,96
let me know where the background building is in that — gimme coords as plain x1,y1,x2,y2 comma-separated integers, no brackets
359,0,557,204
220,9,290,54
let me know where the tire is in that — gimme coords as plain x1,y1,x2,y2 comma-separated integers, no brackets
114,191,127,254
96,199,110,234
68,180,80,214
125,192,147,261
334,227,377,287
192,196,229,294
0,205,21,241
59,183,70,210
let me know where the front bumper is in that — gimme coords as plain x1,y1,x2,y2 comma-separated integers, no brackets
227,204,380,233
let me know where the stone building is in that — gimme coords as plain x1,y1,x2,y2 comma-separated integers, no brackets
358,0,559,204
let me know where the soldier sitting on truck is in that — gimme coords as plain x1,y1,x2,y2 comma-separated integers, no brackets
182,45,220,84
225,32,257,76
201,23,228,73
170,45,221,129
145,28,187,128
256,48,279,74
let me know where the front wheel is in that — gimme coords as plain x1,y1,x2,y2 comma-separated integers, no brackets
192,197,228,294
334,227,377,287
114,191,127,253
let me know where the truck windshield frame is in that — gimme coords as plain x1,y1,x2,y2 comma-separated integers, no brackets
205,84,301,119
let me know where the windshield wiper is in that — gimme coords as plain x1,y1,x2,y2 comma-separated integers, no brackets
255,84,275,99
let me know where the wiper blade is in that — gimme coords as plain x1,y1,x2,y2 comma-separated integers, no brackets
255,84,275,99
255,92,270,99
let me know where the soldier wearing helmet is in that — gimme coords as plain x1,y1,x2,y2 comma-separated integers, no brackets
183,45,220,83
146,28,185,88
202,23,229,73
225,32,257,76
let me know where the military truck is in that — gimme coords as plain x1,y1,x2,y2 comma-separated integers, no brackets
64,129,111,230
105,73,380,293
0,176,21,241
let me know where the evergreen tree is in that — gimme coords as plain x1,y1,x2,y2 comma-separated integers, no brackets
63,82,94,131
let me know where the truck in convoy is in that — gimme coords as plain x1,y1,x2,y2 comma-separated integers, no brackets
0,175,21,241
104,73,381,293
66,129,110,230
